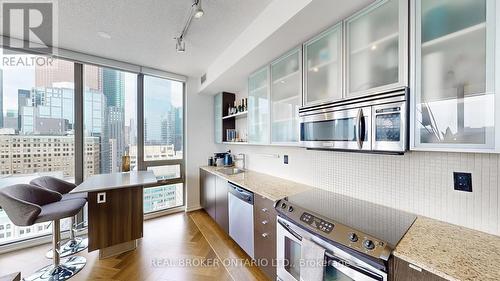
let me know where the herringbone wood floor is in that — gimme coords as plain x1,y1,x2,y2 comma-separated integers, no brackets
0,210,269,281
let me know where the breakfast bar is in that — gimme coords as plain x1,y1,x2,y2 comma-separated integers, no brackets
71,171,157,259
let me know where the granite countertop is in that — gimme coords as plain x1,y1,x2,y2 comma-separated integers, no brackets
394,217,500,281
200,166,313,201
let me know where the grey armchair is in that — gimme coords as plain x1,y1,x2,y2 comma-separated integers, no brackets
0,184,86,281
0,184,61,226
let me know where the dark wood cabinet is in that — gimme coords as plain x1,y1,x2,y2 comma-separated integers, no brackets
215,176,229,234
390,256,446,281
88,186,143,252
200,168,229,235
253,195,277,281
200,169,216,220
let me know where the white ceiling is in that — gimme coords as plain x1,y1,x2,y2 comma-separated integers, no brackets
55,0,272,77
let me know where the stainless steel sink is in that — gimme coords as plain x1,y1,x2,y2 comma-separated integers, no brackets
219,167,245,175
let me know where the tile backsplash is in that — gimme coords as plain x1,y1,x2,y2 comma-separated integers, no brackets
225,145,500,236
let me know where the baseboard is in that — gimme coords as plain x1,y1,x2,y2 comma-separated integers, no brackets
185,205,203,212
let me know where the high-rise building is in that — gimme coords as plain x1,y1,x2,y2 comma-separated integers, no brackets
101,69,125,173
3,110,18,131
103,69,124,108
0,135,100,178
18,87,73,135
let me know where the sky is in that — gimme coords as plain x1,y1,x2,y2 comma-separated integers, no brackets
0,53,182,129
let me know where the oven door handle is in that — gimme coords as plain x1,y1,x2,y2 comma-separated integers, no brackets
356,108,365,149
325,252,384,281
278,219,303,241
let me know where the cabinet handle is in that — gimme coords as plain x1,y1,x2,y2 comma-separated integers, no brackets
408,264,422,272
261,208,268,213
262,220,268,225
261,233,269,238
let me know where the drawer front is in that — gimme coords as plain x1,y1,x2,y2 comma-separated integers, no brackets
390,256,447,281
254,195,277,280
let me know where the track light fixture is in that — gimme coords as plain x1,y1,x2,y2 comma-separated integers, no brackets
193,0,204,19
174,0,205,53
175,37,185,53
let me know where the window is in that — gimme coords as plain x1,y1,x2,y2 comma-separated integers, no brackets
0,51,185,247
83,66,137,177
143,76,184,213
0,51,73,245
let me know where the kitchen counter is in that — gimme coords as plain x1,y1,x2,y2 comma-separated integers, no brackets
200,166,313,201
393,217,500,281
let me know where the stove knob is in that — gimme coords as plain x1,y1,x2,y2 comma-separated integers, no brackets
348,233,358,242
288,206,294,212
281,202,287,209
363,240,375,250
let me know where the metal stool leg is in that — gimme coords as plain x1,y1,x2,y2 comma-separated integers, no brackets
24,220,86,281
46,216,88,259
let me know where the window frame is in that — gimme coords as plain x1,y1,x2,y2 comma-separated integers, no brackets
0,46,187,249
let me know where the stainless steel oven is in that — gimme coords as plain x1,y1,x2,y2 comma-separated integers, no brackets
277,216,386,281
299,88,408,153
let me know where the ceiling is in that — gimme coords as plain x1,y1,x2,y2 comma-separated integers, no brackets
53,0,272,77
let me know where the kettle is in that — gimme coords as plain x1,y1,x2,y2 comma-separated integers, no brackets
224,151,233,166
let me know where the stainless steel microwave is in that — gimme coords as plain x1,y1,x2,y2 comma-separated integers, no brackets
299,88,409,154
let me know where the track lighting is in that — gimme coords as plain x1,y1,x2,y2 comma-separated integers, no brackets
176,37,185,53
193,0,204,19
174,0,205,53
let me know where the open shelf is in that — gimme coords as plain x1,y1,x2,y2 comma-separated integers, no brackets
422,22,486,50
222,111,248,120
350,32,398,55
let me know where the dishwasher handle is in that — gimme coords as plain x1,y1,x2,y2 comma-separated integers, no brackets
228,183,254,205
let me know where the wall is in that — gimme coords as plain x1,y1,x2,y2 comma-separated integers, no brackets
185,77,222,211
223,144,500,236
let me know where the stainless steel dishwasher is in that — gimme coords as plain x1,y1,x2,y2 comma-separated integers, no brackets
228,182,254,258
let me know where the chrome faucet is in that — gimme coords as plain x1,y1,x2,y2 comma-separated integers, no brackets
235,153,246,170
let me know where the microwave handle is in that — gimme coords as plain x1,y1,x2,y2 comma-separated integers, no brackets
356,108,365,149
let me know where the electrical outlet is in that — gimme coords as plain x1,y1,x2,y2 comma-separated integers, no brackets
453,172,472,192
284,155,289,165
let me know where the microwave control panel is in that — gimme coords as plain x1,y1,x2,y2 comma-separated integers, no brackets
300,212,334,233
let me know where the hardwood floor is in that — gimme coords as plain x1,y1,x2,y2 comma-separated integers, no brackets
0,210,268,281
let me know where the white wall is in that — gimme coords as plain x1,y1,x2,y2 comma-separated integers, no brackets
185,77,222,211
185,83,499,235
222,144,500,236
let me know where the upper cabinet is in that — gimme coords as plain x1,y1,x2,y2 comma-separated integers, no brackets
345,0,408,98
271,49,302,143
303,23,343,106
248,67,271,144
412,0,496,151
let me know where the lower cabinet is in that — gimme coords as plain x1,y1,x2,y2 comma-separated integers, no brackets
200,169,277,280
200,169,216,220
253,195,277,280
215,176,229,234
200,169,229,235
390,256,446,281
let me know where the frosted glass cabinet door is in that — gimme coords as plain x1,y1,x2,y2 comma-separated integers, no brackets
414,0,495,149
346,0,408,97
271,49,301,143
304,23,342,106
214,93,222,144
248,67,270,144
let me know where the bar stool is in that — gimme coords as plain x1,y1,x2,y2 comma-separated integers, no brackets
0,184,86,281
30,177,88,258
